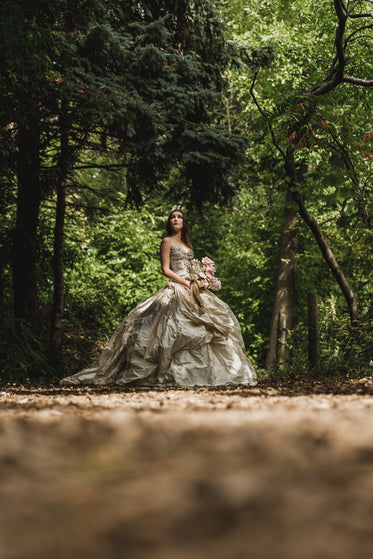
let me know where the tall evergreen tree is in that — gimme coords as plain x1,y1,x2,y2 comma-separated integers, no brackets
0,0,245,372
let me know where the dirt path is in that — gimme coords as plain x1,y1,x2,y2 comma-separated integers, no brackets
0,378,372,559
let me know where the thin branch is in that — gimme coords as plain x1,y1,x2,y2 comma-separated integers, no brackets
311,1,347,95
348,0,364,12
344,23,373,43
323,57,339,83
249,69,286,160
65,202,112,211
312,1,373,94
342,75,373,85
67,182,126,205
345,33,373,44
67,183,101,195
349,13,373,18
363,302,373,323
74,163,127,170
363,170,373,188
334,0,348,81
292,189,359,322
322,125,373,248
348,0,373,14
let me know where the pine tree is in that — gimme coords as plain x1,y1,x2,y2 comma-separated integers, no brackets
0,0,245,372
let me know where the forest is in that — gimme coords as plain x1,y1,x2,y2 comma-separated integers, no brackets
0,0,372,383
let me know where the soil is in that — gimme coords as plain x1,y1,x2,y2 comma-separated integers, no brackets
0,375,372,559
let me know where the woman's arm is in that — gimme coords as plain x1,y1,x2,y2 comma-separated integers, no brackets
160,238,191,288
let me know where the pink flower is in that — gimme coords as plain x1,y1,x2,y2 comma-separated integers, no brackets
202,257,216,273
192,256,221,290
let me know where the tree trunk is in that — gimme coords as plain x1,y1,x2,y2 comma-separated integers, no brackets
49,105,69,372
265,189,299,369
49,176,66,371
12,121,41,332
277,312,287,365
0,235,5,310
293,191,359,322
308,293,320,368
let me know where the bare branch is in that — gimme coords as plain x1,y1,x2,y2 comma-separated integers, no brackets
292,190,359,322
67,182,101,195
346,33,373,44
342,75,373,85
348,0,373,15
249,69,286,160
74,163,126,170
363,170,373,188
349,13,373,18
65,202,111,211
334,0,348,81
312,1,349,95
344,23,373,44
347,0,360,13
363,302,373,323
348,0,365,13
312,81,338,96
312,2,373,93
321,123,373,249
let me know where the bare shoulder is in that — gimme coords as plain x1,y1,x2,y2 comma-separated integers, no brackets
160,237,172,270
160,236,173,250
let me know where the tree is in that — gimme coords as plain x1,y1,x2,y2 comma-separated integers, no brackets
222,0,372,367
0,0,246,373
251,0,372,322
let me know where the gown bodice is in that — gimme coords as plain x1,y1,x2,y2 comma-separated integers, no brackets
169,247,194,279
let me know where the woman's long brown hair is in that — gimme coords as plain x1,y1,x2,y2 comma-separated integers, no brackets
166,209,193,248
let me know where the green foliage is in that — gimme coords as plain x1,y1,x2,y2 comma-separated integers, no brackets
189,193,277,365
1,0,246,205
286,300,373,376
219,0,372,365
61,203,167,373
0,318,54,384
58,195,276,372
0,0,251,380
0,0,372,382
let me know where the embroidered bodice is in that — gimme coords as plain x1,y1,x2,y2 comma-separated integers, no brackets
170,247,194,279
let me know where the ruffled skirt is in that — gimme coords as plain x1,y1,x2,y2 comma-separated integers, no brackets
61,282,257,387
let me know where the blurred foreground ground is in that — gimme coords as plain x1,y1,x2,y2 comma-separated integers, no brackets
0,375,372,559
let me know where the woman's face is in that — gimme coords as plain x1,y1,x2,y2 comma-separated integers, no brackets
169,211,184,233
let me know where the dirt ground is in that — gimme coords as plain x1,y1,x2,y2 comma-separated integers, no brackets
0,375,372,559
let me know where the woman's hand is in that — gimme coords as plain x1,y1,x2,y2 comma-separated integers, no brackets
188,279,204,289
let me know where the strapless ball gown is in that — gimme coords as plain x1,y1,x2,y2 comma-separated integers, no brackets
61,247,257,387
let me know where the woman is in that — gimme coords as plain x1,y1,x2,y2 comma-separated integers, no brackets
61,209,257,386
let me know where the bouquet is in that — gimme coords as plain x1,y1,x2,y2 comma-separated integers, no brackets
190,257,222,290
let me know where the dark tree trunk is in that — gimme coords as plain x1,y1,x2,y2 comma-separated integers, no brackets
49,105,69,372
293,191,359,323
49,176,66,371
277,312,287,366
308,293,320,368
12,122,41,332
265,189,299,369
0,245,4,310
285,152,359,323
0,231,6,309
